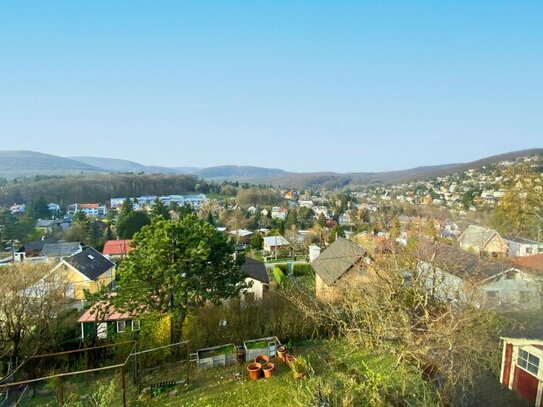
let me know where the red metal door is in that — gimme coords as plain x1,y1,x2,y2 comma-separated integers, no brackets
513,366,539,405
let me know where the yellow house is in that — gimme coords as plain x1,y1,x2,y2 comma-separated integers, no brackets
50,247,116,302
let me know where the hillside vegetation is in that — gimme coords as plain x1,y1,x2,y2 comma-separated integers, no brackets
0,173,199,206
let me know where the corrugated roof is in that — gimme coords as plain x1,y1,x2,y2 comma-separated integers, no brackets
66,247,115,281
241,257,269,284
311,237,366,286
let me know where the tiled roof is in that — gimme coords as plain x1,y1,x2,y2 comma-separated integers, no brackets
507,254,543,273
102,240,132,256
311,237,366,286
459,225,499,249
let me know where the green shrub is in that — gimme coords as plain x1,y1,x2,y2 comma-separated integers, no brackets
273,266,286,286
293,263,313,277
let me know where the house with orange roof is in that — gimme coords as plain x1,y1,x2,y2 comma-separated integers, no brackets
102,240,132,258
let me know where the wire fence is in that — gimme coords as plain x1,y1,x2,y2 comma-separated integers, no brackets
0,341,190,407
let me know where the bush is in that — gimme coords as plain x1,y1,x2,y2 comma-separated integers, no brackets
293,263,313,277
273,266,286,286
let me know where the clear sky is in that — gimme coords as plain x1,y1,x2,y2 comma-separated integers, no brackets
0,1,541,173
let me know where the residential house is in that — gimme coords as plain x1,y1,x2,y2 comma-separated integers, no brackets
241,257,270,301
416,244,541,310
15,239,58,261
271,207,288,220
78,203,108,217
77,300,139,340
263,236,290,254
500,337,543,406
228,229,253,243
49,247,115,306
9,204,25,215
459,225,507,257
36,219,70,234
504,237,541,257
311,237,369,300
102,240,132,258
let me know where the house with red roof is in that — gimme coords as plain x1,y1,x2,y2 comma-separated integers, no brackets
77,300,139,340
103,240,132,258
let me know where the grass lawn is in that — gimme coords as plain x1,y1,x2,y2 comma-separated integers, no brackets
17,340,441,406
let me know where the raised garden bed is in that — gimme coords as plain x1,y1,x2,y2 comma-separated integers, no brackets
243,337,281,362
191,343,237,370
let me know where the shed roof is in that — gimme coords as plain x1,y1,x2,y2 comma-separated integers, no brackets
77,301,131,323
241,257,269,284
311,237,366,286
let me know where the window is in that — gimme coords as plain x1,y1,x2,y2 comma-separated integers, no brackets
131,320,141,331
518,349,540,375
486,290,499,298
526,247,533,254
116,320,126,333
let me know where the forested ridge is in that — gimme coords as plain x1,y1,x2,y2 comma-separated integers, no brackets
0,173,201,206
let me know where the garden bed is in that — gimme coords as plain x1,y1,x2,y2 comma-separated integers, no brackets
192,343,237,370
243,337,280,362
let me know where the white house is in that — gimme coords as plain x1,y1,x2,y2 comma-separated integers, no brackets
271,207,288,220
417,244,541,310
504,237,540,257
263,236,290,254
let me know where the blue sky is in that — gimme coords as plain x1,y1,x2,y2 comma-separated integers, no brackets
0,1,541,172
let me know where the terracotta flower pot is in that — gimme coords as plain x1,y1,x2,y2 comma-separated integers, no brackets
255,355,270,365
285,354,296,367
262,362,275,378
247,363,262,381
277,346,287,362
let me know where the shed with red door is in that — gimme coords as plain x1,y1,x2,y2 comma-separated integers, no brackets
501,337,543,406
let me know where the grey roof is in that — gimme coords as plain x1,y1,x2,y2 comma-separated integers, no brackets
503,236,540,245
241,257,269,284
36,219,62,228
459,225,499,249
263,236,290,247
41,242,82,258
17,239,58,254
417,243,511,282
311,237,366,286
65,247,115,281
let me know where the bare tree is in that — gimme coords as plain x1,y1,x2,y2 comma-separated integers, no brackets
283,237,508,404
0,262,68,364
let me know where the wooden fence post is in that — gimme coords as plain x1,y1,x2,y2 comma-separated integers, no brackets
121,367,127,407
57,376,64,406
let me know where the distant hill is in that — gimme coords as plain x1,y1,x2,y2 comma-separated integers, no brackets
0,151,103,177
0,148,541,188
70,156,185,174
194,165,287,180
